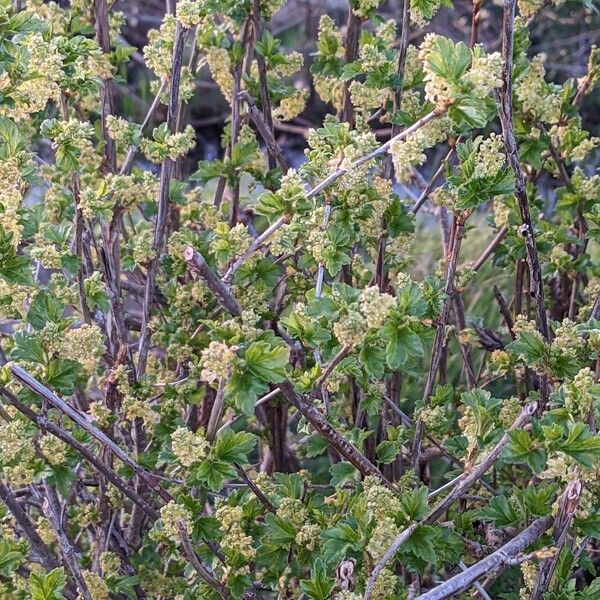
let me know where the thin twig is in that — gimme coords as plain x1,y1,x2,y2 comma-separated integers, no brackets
206,378,227,442
224,108,443,283
239,91,287,171
424,402,537,524
0,387,158,519
234,464,276,513
9,365,171,503
184,247,242,316
498,0,549,342
412,212,468,468
315,344,351,389
41,487,93,600
278,380,393,487
137,22,185,376
363,523,418,600
471,226,508,272
0,480,61,571
178,522,229,599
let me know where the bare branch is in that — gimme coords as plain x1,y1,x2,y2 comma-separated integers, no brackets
363,523,418,600
9,365,171,503
137,21,186,376
0,480,61,572
498,0,549,342
41,486,93,600
416,516,553,599
424,401,537,524
184,247,242,316
0,387,159,520
178,522,229,599
278,380,393,487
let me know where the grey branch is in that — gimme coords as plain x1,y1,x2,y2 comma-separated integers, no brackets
178,522,229,599
184,246,242,316
425,401,537,524
9,364,170,504
416,516,553,599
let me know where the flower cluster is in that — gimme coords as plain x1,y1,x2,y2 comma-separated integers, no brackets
141,124,196,163
171,426,209,467
157,501,192,543
473,133,505,178
389,115,454,183
464,50,503,98
215,504,255,561
144,14,178,79
199,341,237,383
515,55,562,124
563,367,594,419
205,47,234,100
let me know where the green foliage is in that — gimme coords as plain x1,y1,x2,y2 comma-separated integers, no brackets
0,0,599,598
28,568,67,600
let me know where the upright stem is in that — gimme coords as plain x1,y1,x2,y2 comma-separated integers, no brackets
340,5,362,124
138,22,185,376
498,0,550,410
252,0,277,170
498,0,548,342
412,212,468,469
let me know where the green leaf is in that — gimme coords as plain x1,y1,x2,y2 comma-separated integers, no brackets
322,224,352,276
557,423,600,467
359,342,386,379
449,95,496,128
574,515,600,539
300,559,336,600
0,540,24,576
263,513,297,546
29,568,67,600
11,331,45,364
522,482,557,517
400,486,429,521
255,190,285,221
384,198,415,237
0,227,30,284
321,520,362,563
244,341,289,383
306,436,329,458
44,359,81,394
476,496,519,527
401,525,437,564
211,429,255,464
375,440,400,464
329,461,359,486
27,291,65,331
506,332,547,363
423,37,470,83
504,429,546,472
194,459,234,492
382,323,424,370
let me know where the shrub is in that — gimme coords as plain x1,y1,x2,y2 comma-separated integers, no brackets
0,0,599,598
